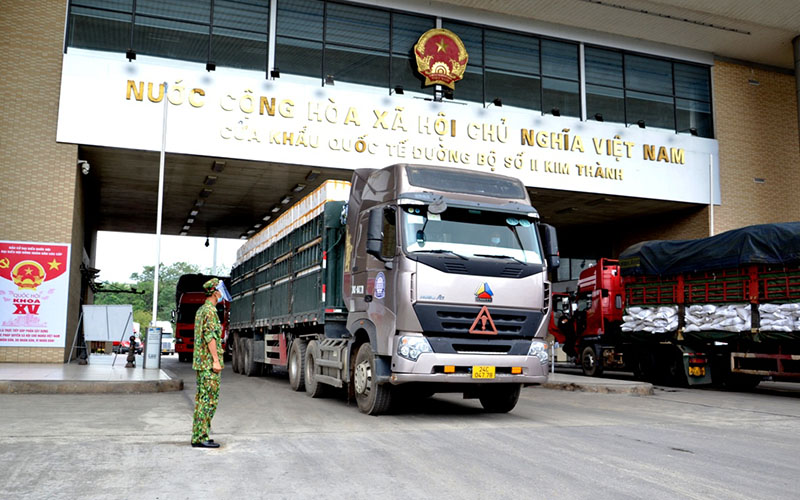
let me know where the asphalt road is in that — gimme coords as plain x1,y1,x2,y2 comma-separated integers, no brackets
2,356,799,500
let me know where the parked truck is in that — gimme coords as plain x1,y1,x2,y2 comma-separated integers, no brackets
173,273,231,363
228,164,559,414
550,223,800,388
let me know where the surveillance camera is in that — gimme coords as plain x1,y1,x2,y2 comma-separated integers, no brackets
78,160,90,175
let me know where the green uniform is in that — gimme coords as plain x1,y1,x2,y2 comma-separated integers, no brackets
191,299,224,444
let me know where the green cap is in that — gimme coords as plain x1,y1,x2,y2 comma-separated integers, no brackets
203,278,220,295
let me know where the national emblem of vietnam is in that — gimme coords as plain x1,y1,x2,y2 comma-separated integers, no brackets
414,28,468,89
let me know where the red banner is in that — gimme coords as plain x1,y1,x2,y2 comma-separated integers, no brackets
0,241,71,347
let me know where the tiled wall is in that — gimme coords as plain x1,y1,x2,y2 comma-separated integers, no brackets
0,1,81,363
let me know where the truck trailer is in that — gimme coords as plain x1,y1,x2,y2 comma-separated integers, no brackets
228,164,559,414
550,223,800,388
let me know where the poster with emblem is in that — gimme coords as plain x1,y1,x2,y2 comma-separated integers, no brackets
0,241,71,347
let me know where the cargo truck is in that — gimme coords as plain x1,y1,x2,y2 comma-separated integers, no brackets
228,164,559,414
172,273,231,363
550,223,800,388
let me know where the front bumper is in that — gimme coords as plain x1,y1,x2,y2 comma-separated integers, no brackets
390,351,549,385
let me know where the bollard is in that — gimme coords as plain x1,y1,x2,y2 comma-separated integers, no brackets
125,335,136,368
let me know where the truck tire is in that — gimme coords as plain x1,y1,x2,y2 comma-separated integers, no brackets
478,384,521,413
288,339,306,392
243,338,260,377
724,373,762,391
304,340,327,398
232,335,241,374
581,345,603,377
353,343,392,415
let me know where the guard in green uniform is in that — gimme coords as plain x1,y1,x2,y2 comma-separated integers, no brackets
191,277,229,448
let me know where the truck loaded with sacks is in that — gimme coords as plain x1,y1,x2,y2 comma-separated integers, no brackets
227,164,560,414
550,223,800,388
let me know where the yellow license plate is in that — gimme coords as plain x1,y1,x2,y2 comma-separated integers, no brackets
688,366,706,377
472,365,495,379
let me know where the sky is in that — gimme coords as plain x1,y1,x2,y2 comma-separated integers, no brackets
94,231,244,284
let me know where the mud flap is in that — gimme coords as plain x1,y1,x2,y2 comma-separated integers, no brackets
375,355,392,384
677,344,712,386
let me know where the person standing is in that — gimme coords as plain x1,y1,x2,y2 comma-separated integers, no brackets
191,277,230,448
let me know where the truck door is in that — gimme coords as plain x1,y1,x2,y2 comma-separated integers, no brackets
364,206,398,353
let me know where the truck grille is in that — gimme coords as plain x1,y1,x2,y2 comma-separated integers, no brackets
444,262,468,274
501,266,524,278
414,304,544,338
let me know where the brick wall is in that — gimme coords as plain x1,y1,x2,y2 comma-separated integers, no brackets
712,60,800,232
0,1,81,363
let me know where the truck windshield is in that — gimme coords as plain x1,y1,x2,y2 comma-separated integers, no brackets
401,205,543,264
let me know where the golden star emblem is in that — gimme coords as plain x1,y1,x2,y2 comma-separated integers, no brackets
25,267,34,275
436,39,448,52
48,259,61,271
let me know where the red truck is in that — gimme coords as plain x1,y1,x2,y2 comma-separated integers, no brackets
549,259,627,377
551,223,800,388
173,274,231,363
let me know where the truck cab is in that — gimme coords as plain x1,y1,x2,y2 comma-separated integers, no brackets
173,274,230,363
341,164,559,413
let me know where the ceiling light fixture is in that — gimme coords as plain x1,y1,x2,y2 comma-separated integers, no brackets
211,161,225,173
306,170,320,182
292,184,306,193
204,175,217,186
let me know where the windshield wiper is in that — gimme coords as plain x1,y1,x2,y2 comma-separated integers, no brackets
412,249,468,260
474,253,526,265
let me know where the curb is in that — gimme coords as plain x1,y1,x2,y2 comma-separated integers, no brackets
541,379,654,396
0,378,184,395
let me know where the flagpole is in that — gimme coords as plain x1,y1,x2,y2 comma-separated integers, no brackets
152,82,168,327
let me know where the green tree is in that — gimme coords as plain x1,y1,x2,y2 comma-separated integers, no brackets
94,262,201,327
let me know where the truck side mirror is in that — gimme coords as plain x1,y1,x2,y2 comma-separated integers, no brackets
366,208,384,261
170,309,176,323
540,223,560,270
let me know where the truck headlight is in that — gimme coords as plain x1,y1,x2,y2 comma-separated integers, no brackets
397,336,433,362
528,340,549,365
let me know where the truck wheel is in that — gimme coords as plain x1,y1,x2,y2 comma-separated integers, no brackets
725,373,762,391
288,340,306,392
665,351,688,387
232,336,241,374
304,340,327,398
243,338,260,377
353,343,392,415
478,384,521,413
581,345,603,377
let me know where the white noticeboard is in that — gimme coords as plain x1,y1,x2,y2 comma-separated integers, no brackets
81,305,134,342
